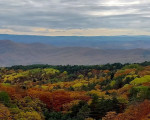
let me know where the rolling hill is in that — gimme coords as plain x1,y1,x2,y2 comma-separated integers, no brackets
0,40,150,66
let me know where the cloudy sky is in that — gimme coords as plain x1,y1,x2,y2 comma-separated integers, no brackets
0,0,150,36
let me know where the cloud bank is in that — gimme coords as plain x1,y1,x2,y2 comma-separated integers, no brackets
0,0,150,36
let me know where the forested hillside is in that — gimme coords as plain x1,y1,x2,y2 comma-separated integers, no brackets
1,62,150,120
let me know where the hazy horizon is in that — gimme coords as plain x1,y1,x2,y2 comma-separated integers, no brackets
1,0,150,66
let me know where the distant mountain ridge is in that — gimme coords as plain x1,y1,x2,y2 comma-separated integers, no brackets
0,40,150,66
0,34,150,49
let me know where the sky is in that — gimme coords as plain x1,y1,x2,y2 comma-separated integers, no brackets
0,0,150,36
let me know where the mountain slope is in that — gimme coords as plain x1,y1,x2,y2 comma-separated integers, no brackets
0,40,150,66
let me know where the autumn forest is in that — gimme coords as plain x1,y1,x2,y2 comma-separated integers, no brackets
1,62,150,120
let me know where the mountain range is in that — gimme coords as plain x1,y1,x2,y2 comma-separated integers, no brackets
0,40,150,66
1,34,150,49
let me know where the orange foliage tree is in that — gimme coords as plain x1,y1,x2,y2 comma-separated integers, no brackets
114,100,150,120
27,89,90,111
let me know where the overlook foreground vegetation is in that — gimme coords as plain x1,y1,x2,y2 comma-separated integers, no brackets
1,62,150,120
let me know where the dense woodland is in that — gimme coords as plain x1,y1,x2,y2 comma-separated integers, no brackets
1,61,150,120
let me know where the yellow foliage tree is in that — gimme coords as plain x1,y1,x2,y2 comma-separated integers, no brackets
0,104,11,120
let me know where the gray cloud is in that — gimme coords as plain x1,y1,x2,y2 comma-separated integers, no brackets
0,0,150,35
